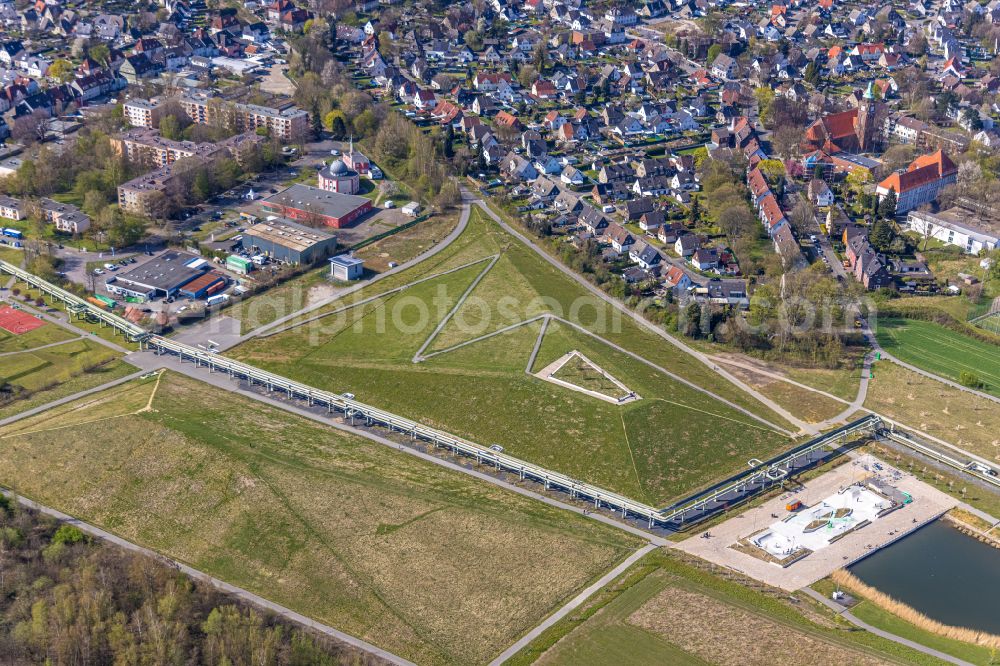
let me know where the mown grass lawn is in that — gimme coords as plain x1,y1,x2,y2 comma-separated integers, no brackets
0,337,121,396
0,358,135,420
0,372,638,666
230,209,793,506
874,318,1000,397
0,319,76,353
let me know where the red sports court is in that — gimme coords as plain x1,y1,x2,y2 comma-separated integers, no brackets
0,305,45,334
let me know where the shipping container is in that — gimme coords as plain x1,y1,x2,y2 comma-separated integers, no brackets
95,294,118,309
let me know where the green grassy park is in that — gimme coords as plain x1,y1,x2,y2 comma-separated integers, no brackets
0,317,76,353
509,550,952,666
874,318,1000,397
0,313,129,418
229,208,794,506
0,372,639,665
550,353,631,400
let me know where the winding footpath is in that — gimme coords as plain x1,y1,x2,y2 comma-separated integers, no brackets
470,196,817,435
799,587,972,666
863,323,1000,405
241,198,473,342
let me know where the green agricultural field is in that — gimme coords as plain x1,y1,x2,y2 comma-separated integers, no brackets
874,318,1000,398
0,372,639,666
511,550,950,666
229,208,793,505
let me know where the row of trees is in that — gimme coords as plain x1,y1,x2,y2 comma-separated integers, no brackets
0,497,373,664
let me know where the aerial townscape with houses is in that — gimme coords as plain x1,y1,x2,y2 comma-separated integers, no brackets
1,0,1000,662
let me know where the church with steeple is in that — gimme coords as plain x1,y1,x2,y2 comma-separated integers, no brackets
801,82,884,156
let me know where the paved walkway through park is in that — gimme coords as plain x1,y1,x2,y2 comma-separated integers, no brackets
0,296,130,354
0,489,414,666
0,335,85,357
0,368,147,428
863,322,1000,405
240,197,473,343
798,587,972,666
489,543,660,665
469,196,817,436
712,351,873,431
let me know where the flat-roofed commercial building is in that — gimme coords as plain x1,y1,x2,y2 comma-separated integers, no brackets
243,217,338,264
177,271,228,299
105,251,208,301
259,184,372,229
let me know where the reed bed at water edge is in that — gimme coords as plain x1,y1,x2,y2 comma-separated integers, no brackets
831,569,1000,649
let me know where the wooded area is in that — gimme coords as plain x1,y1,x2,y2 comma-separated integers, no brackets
0,495,380,665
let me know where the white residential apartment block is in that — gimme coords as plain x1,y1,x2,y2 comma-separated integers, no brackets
123,98,163,129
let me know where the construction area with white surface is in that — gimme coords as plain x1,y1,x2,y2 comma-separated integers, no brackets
675,455,957,591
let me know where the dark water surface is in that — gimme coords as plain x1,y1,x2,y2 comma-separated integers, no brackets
849,519,1000,634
